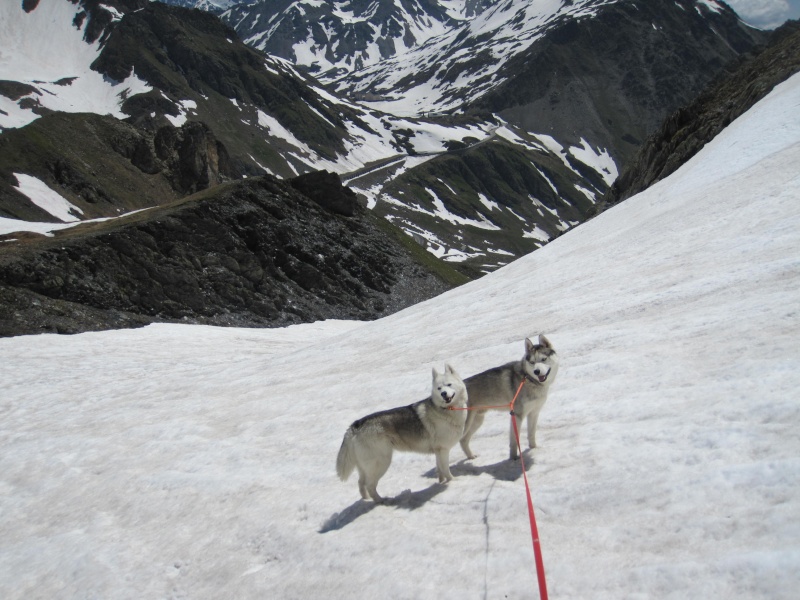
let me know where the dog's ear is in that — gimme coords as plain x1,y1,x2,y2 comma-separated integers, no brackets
432,366,440,380
525,337,534,353
444,363,459,378
539,334,552,349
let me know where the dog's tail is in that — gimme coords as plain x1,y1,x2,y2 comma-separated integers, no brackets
336,429,357,481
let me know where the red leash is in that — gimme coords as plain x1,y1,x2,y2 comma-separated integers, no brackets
509,380,549,600
511,408,549,600
454,380,549,599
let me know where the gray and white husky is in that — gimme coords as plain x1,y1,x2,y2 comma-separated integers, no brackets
336,364,468,502
460,335,559,460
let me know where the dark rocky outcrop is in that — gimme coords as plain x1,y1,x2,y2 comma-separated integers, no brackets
290,171,359,216
0,175,465,337
603,22,800,207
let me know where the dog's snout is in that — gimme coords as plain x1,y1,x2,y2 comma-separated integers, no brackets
531,363,550,383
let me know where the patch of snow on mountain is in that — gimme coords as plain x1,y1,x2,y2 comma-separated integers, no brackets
12,174,83,223
533,133,571,168
696,0,724,15
98,4,124,21
164,99,198,127
537,167,562,198
0,0,152,130
0,208,152,237
523,223,551,242
574,183,597,203
408,122,472,153
478,193,500,211
426,188,500,230
292,34,333,71
568,138,619,186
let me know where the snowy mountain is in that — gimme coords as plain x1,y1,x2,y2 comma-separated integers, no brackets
0,0,608,274
211,0,767,269
216,0,762,127
1,70,798,599
1,0,768,273
220,0,464,76
0,1,480,207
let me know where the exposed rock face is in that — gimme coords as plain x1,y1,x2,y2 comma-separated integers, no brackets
147,121,236,194
0,113,237,221
603,22,800,206
471,0,769,169
0,175,460,336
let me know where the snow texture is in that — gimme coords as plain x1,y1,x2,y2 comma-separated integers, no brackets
1,73,799,599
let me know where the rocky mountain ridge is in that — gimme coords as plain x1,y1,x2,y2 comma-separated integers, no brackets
0,173,464,336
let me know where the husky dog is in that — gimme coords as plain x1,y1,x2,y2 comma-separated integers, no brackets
460,335,559,460
336,364,468,502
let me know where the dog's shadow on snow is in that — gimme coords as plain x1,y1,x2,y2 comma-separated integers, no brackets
423,450,535,483
318,453,533,533
319,484,448,533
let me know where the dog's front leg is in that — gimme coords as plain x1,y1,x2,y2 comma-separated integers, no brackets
435,448,453,483
509,413,523,460
527,409,541,449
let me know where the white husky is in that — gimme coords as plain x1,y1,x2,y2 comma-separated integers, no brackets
460,335,559,460
336,364,468,502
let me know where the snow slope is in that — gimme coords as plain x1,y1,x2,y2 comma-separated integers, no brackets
1,73,798,599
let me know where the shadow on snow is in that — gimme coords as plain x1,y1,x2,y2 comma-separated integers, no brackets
320,451,533,533
424,450,534,483
319,483,448,533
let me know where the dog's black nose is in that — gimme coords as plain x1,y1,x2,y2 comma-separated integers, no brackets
534,369,541,376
